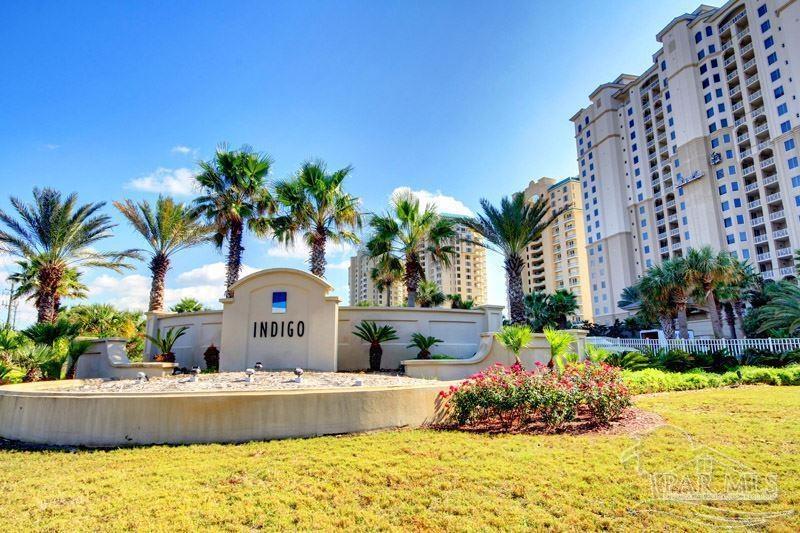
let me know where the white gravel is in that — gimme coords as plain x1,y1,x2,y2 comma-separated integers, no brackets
61,371,437,393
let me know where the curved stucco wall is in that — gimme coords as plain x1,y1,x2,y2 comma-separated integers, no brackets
0,380,454,447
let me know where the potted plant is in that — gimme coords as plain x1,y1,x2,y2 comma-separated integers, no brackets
203,343,220,371
146,326,189,363
406,333,444,359
352,321,399,371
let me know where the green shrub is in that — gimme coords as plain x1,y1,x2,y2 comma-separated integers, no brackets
622,365,800,394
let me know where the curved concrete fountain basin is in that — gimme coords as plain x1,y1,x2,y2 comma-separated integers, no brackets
0,379,455,447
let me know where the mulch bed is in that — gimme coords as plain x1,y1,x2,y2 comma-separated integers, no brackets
431,407,665,436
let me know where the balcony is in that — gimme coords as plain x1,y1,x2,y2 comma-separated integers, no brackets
755,123,769,135
743,58,757,71
751,106,765,119
777,247,793,258
658,230,667,239
760,157,775,169
748,90,763,103
672,242,681,251
729,86,741,97
752,216,765,226
647,139,656,149
745,73,759,87
745,182,758,192
773,228,789,239
766,191,781,204
737,27,750,40
757,252,772,262
722,41,734,53
754,234,768,244
720,11,746,32
769,210,786,221
763,174,778,186
668,214,678,223
655,204,664,213
734,116,748,127
779,266,797,277
732,101,745,112
762,270,775,280
726,70,738,82
748,199,762,209
737,132,750,144
666,199,676,208
742,165,756,176
740,148,752,158
660,246,669,254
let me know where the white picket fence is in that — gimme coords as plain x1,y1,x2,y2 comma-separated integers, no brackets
587,337,800,359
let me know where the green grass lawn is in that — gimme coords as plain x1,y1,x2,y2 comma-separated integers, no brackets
1,387,798,531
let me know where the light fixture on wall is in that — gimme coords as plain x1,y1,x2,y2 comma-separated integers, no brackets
254,362,263,372
136,372,148,384
190,366,200,382
245,368,255,383
294,368,304,383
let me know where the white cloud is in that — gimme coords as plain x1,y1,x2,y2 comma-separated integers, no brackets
176,262,258,285
390,187,474,217
328,258,351,270
87,271,231,311
171,145,193,154
42,143,60,151
126,167,198,196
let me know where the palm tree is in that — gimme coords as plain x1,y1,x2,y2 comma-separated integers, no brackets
0,188,138,323
755,281,800,336
8,258,88,315
352,321,399,371
617,285,641,311
457,193,557,324
370,254,403,307
715,259,757,338
448,294,475,309
268,160,361,278
636,265,677,339
416,280,446,308
193,145,275,298
366,191,456,307
661,257,692,338
115,196,212,311
494,324,533,366
549,289,578,329
171,297,205,313
684,247,735,338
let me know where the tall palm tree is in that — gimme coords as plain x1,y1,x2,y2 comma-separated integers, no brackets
370,254,403,307
193,145,275,298
8,258,88,315
660,258,692,339
636,265,677,339
0,188,138,323
715,259,757,338
617,285,641,310
684,247,735,338
366,191,456,307
115,196,213,311
268,160,361,278
456,193,557,324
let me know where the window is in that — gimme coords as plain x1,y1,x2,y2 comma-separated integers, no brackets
660,60,666,71
706,26,712,37
642,231,648,240
731,182,739,192
724,217,732,228
743,249,750,259
768,52,778,65
640,219,646,228
792,176,800,188
700,64,708,75
704,93,711,103
698,50,706,61
716,169,724,179
778,103,788,116
695,31,703,43
702,78,710,89
718,103,725,113
736,214,744,224
707,108,714,118
770,69,781,82
709,123,717,133
758,4,767,16
722,201,730,211
765,36,774,49
774,86,784,98
782,121,792,134
761,21,771,33
713,73,720,83
789,157,799,170
711,137,719,148
628,119,634,128
719,185,727,195
786,139,796,151
726,149,733,159
715,88,723,98
739,232,747,242
726,234,735,244
644,245,650,254
734,198,742,208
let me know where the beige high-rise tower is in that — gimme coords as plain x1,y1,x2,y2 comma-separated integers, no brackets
521,177,593,323
572,1,800,324
348,219,488,307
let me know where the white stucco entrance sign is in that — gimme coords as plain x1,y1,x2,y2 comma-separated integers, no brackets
219,268,340,371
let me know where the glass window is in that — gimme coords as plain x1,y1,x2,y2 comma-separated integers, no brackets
768,52,778,65
758,4,767,16
770,69,781,82
761,21,771,33
765,36,774,49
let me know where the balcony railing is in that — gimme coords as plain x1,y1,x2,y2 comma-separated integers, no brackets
755,123,769,135
745,182,758,192
761,157,776,169
720,11,746,32
749,90,763,102
773,228,789,239
742,165,756,176
751,107,765,118
777,247,793,258
779,266,797,276
757,252,772,262
740,42,754,55
763,174,778,186
734,116,748,127
762,270,775,279
748,199,762,209
757,140,771,151
769,210,785,221
729,86,741,96
754,234,768,244
752,216,764,226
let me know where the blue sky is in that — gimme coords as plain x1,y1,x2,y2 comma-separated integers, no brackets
0,0,715,324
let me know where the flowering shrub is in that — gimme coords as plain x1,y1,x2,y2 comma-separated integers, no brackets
440,361,630,431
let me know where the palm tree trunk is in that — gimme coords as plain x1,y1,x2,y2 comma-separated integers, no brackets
505,254,526,324
386,284,392,307
310,233,327,278
148,253,170,311
225,221,244,299
733,299,746,338
659,315,675,339
36,264,63,323
405,258,421,307
675,293,690,339
704,283,723,338
723,302,737,339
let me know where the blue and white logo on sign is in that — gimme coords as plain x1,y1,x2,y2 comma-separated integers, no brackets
272,291,287,314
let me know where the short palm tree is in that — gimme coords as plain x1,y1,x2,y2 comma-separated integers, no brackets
543,327,577,370
661,257,693,338
171,297,205,313
407,333,444,359
115,196,213,311
636,265,677,339
352,321,399,371
366,191,456,307
494,324,533,366
193,145,275,298
370,254,404,307
448,294,475,309
415,280,446,308
268,160,361,278
549,289,578,329
715,259,757,338
9,258,88,315
457,193,557,324
685,247,735,338
617,285,641,311
755,281,800,337
0,188,138,322
145,326,189,362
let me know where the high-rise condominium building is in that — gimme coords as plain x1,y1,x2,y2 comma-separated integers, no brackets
348,220,488,306
572,1,800,325
520,177,593,322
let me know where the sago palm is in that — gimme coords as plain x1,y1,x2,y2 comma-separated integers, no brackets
115,196,213,311
352,321,399,371
406,333,444,359
366,191,456,307
457,193,557,324
268,160,361,278
0,188,138,322
193,145,275,298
